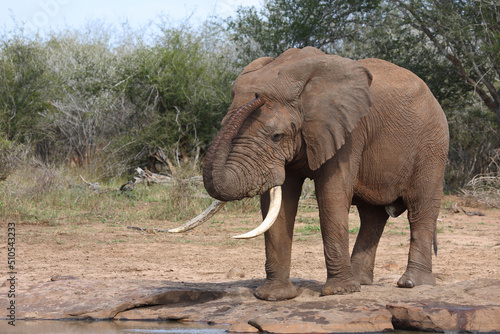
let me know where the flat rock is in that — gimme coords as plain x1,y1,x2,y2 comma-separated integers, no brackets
388,302,500,333
1,278,499,333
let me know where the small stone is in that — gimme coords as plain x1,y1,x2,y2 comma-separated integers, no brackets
50,276,78,281
381,261,400,271
226,267,245,279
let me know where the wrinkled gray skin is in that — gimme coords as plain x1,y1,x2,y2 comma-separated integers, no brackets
203,47,449,301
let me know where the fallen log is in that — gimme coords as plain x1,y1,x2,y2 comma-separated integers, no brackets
129,167,202,186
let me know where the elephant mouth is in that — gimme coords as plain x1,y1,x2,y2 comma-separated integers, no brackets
167,186,282,239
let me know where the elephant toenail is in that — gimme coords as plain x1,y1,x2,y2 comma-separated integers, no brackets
405,280,414,288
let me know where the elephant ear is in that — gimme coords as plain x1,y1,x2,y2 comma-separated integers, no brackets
299,55,373,171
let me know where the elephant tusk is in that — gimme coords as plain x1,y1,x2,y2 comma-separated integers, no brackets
232,186,282,239
168,200,226,233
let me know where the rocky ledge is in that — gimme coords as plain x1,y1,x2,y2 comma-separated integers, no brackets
1,278,499,333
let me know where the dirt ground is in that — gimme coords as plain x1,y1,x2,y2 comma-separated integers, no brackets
5,195,499,293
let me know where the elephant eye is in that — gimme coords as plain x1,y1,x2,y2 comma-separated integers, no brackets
271,133,284,142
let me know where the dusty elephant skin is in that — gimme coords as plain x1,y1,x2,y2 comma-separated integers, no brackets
200,46,449,300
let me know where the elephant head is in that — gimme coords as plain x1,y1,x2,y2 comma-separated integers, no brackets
170,47,372,237
203,47,372,201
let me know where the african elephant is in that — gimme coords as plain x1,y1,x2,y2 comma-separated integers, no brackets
171,47,449,301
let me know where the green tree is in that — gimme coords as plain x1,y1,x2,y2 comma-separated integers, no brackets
226,0,381,64
227,0,499,121
387,0,500,185
42,24,128,168
392,0,500,130
112,23,236,174
0,35,51,144
0,19,237,178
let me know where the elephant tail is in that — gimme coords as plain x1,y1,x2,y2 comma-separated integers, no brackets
433,230,438,256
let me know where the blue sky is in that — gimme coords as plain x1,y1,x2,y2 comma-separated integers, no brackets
0,0,262,33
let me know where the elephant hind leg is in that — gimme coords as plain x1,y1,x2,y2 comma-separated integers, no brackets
351,202,389,285
397,197,440,288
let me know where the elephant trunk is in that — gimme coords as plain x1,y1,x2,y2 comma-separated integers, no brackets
203,95,265,201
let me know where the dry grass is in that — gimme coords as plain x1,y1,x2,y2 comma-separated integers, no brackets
0,163,260,229
461,174,500,208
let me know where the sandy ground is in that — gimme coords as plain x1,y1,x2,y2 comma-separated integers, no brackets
3,195,499,293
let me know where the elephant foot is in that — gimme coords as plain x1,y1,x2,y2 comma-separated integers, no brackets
397,269,436,288
321,278,360,296
254,279,298,301
353,270,374,285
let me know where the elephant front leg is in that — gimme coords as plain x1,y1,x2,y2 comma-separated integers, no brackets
316,187,360,295
320,220,361,295
254,177,304,301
